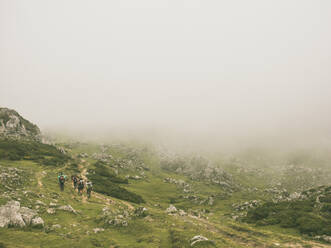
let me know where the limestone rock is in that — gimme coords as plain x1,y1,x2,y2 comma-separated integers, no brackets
46,208,55,214
0,201,25,228
0,107,41,141
166,204,177,214
58,205,76,214
51,224,61,229
93,228,105,233
31,217,44,228
134,207,148,217
19,207,37,225
190,235,210,246
0,201,43,228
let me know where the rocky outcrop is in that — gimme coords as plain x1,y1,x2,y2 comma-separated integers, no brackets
0,107,41,141
0,201,44,228
101,207,131,227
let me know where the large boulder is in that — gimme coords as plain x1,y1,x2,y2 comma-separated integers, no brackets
19,207,37,225
0,201,43,228
0,201,25,228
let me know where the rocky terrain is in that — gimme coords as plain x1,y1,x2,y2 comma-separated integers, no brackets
0,108,331,248
0,108,41,141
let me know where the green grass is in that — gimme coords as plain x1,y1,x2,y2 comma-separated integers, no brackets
0,141,330,248
87,161,145,203
0,139,70,166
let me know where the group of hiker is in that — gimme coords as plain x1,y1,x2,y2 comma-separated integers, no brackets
58,172,93,198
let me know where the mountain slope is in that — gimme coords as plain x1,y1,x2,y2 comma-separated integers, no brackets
0,108,330,247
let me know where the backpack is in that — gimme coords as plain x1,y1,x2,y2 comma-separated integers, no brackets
78,180,84,188
59,175,65,183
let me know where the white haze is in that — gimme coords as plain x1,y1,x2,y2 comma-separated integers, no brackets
1,0,331,151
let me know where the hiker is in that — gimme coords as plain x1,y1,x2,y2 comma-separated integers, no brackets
58,172,67,191
86,181,93,199
72,175,78,189
78,178,85,195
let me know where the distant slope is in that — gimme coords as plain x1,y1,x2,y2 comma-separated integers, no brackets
244,185,331,238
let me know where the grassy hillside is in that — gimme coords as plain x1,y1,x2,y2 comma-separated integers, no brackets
0,139,70,166
0,139,330,247
244,186,331,236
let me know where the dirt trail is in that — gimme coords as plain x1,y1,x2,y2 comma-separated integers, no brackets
77,160,134,209
77,163,88,203
36,171,45,188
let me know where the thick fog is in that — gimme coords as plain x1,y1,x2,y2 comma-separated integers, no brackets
1,0,331,150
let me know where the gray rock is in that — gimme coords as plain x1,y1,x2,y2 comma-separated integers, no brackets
134,207,148,217
0,201,43,228
0,201,25,228
178,209,187,216
49,202,57,208
35,200,46,206
190,235,209,246
31,217,44,227
58,205,76,214
0,107,41,141
93,228,105,233
51,224,61,229
46,208,55,214
19,207,37,225
166,204,177,214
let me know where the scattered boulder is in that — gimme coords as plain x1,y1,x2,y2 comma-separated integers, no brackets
190,235,209,246
31,217,44,228
101,207,132,227
0,201,43,228
46,208,55,214
58,205,76,214
78,153,89,158
19,207,37,225
126,175,142,180
93,227,105,233
178,209,187,216
51,224,61,229
166,205,177,214
49,202,57,208
315,235,331,243
134,207,148,217
35,200,46,206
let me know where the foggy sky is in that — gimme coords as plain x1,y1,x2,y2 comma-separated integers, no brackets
1,0,331,147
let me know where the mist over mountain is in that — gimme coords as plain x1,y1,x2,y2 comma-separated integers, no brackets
1,1,331,151
1,1,331,247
